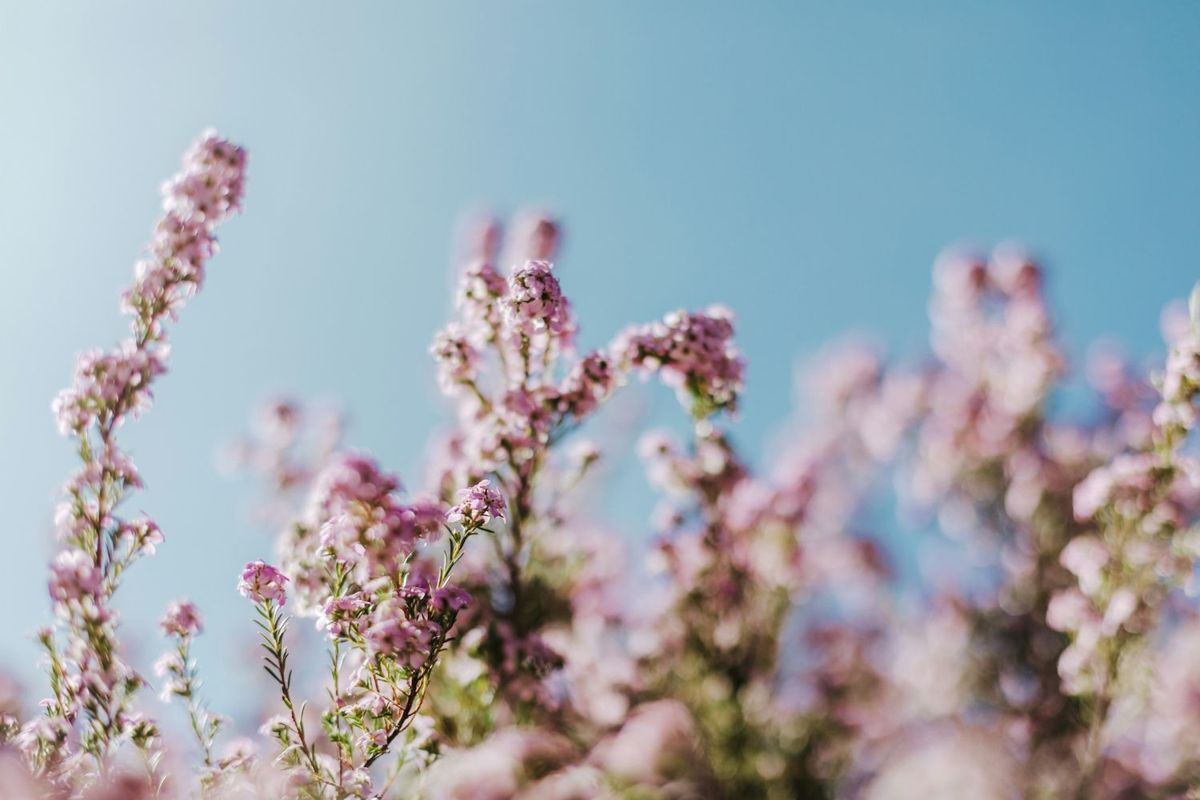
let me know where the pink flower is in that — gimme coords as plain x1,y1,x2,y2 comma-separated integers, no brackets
1072,454,1157,522
116,517,164,556
238,560,289,605
1101,588,1138,636
365,611,441,669
503,260,574,342
431,324,480,395
48,550,102,605
456,259,507,341
449,479,506,527
432,585,472,614
52,343,167,435
159,599,203,637
319,593,371,638
308,453,402,519
120,131,246,340
307,454,442,581
614,305,745,417
1045,589,1095,634
1059,536,1110,597
558,351,616,419
1072,466,1114,522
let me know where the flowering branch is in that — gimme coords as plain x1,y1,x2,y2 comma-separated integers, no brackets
156,600,222,784
25,131,245,788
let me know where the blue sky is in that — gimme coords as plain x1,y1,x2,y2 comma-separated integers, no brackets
1,2,1197,718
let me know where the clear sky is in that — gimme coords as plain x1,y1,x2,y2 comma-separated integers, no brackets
1,2,1197,718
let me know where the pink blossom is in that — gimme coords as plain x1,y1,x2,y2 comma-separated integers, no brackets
614,305,745,416
431,324,480,394
319,593,370,638
52,343,167,435
1101,587,1138,636
309,457,442,580
1046,589,1095,634
308,453,402,518
1075,453,1163,524
48,550,102,605
238,560,289,605
558,351,616,419
503,260,574,342
431,584,472,614
1059,536,1110,597
159,599,203,637
456,259,507,342
449,479,506,527
505,212,560,263
365,611,441,669
116,517,164,556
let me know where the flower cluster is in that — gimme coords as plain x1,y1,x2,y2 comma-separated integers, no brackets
615,305,745,417
447,479,505,527
159,599,203,638
1046,301,1200,714
503,259,575,342
420,217,750,736
238,561,290,606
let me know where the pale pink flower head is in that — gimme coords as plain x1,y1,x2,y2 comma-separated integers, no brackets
503,260,575,341
431,323,480,396
1101,587,1138,636
52,343,167,435
164,129,248,224
117,516,164,557
159,598,203,637
1045,589,1095,634
449,479,506,527
407,496,449,539
319,593,371,638
456,259,508,340
238,560,289,605
558,351,616,419
307,452,401,521
1073,453,1157,522
988,244,1041,298
1161,332,1200,403
1073,465,1116,522
365,611,441,669
615,305,745,417
1059,536,1110,597
432,584,472,615
48,549,102,605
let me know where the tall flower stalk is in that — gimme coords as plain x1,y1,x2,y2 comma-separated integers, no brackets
24,131,245,790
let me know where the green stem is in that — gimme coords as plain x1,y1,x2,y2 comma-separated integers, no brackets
257,600,324,787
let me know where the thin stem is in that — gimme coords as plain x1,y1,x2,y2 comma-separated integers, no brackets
257,600,324,786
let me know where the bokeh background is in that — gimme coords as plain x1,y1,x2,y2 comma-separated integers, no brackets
1,2,1197,717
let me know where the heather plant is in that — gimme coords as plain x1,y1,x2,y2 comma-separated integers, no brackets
6,132,1200,800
